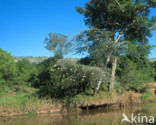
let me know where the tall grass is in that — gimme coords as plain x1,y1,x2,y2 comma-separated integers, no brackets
0,85,55,116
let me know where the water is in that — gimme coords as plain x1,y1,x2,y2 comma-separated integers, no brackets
0,103,156,125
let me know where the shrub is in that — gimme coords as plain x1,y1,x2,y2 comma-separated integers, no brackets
0,48,17,85
37,58,110,98
16,59,34,85
117,58,154,92
150,61,156,81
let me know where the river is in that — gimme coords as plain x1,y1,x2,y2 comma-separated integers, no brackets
0,103,156,125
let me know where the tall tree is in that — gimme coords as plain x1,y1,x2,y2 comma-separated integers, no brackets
44,33,72,58
76,0,156,91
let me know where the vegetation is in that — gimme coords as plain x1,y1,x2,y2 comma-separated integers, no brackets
0,48,17,86
117,57,155,92
75,0,156,91
44,33,72,57
37,58,110,98
0,0,156,116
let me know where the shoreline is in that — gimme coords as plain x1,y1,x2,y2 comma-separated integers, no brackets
1,90,156,117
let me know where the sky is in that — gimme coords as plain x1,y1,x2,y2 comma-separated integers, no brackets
0,0,156,58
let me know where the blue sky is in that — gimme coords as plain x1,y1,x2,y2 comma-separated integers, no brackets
0,0,156,58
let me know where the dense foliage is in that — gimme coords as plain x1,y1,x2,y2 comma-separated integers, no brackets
75,0,156,91
0,0,156,99
44,33,72,57
0,46,156,98
0,48,17,85
34,57,110,98
16,59,39,86
0,48,39,87
117,57,155,92
151,61,156,81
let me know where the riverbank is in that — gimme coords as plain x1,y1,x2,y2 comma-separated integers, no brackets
0,85,63,117
0,83,156,117
1,103,156,125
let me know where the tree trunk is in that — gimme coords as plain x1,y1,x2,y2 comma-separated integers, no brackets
93,78,102,96
109,57,117,92
93,84,97,96
96,78,102,91
109,34,121,92
106,56,110,67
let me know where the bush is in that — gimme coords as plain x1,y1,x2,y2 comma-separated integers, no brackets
117,58,154,92
0,48,17,85
37,58,110,98
16,59,34,85
32,56,62,88
150,61,156,81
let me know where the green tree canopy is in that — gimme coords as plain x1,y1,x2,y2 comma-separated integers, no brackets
0,48,17,85
75,0,156,91
44,33,72,58
16,59,34,85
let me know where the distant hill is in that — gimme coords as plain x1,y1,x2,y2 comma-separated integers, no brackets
14,56,48,63
149,58,156,62
14,56,156,63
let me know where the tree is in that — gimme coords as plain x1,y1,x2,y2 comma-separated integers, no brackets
151,61,156,81
0,48,17,85
37,58,109,97
16,59,33,85
44,33,72,58
117,57,154,92
75,0,156,92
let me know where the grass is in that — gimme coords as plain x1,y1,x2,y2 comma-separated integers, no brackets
140,91,155,100
70,91,112,104
0,94,39,112
0,84,156,116
64,90,137,108
0,86,122,115
0,85,56,116
66,89,156,108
